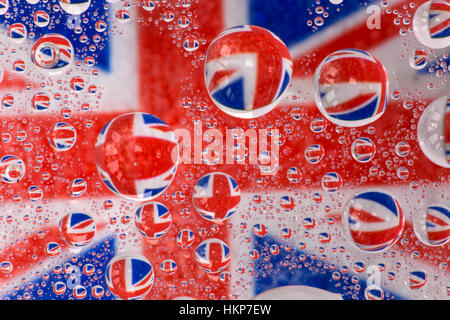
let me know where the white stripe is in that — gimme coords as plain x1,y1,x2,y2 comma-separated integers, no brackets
319,82,382,108
348,197,400,232
223,0,250,29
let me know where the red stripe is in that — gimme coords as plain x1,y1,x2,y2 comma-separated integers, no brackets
445,106,450,143
108,259,130,298
354,145,375,155
325,92,378,114
138,0,230,300
350,225,402,246
427,214,449,227
349,206,385,223
430,2,450,11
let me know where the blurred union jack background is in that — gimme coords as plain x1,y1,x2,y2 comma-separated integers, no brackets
0,0,448,300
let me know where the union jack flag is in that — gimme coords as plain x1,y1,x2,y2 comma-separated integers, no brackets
408,270,428,289
104,254,155,300
345,190,405,252
160,259,177,275
425,205,450,246
0,0,448,301
95,113,178,201
67,178,88,197
135,202,172,240
59,212,97,247
47,122,77,151
194,239,231,274
314,48,388,126
193,172,241,222
205,25,293,118
280,195,296,211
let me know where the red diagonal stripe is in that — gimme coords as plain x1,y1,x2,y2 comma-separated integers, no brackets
349,206,385,223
